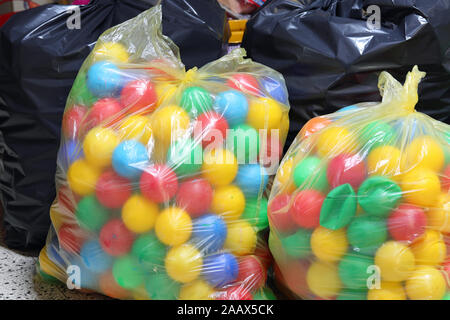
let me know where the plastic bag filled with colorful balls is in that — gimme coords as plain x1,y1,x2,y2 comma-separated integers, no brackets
37,6,290,300
268,66,450,300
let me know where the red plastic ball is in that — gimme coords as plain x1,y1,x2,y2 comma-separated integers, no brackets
327,153,366,189
268,193,296,233
57,185,80,213
282,260,311,298
120,79,157,115
99,219,134,256
85,98,123,129
175,178,213,217
217,286,253,300
290,190,325,228
95,170,132,209
58,223,86,254
235,255,267,291
299,117,331,139
226,73,260,95
62,105,88,139
387,204,427,242
259,134,283,167
254,242,273,270
442,164,450,192
193,111,229,148
140,164,178,203
443,260,450,288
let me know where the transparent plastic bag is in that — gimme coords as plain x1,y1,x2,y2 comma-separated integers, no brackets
38,5,289,300
269,66,450,300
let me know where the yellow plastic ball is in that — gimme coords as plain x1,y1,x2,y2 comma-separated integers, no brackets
83,127,120,169
405,266,446,300
374,241,415,282
306,261,342,299
224,220,257,256
404,136,445,172
67,159,101,196
211,185,245,221
367,281,406,300
411,230,447,266
427,193,450,233
367,145,402,179
150,105,190,146
280,111,290,144
50,206,65,231
39,246,64,278
119,115,153,145
165,244,202,283
202,149,238,187
92,42,129,63
310,227,348,263
155,83,177,107
155,207,192,246
247,97,283,130
401,167,441,207
132,287,151,300
122,195,159,234
179,280,215,300
316,126,357,157
274,158,296,193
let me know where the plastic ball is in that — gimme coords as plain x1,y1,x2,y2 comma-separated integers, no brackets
306,261,342,299
179,280,214,300
118,115,153,145
67,159,101,196
145,272,180,299
95,170,131,209
241,197,269,231
112,140,148,179
175,178,213,218
374,241,415,282
337,105,358,113
155,207,192,246
281,228,312,259
293,156,328,192
193,111,229,148
140,164,178,203
150,105,190,145
58,223,85,254
155,82,177,107
113,255,145,289
217,286,253,300
316,126,357,157
58,140,84,170
83,126,120,169
290,190,325,229
226,123,260,163
404,135,445,172
85,98,123,130
327,153,366,189
235,255,267,291
347,215,388,254
247,97,283,131
180,86,213,116
299,117,332,139
191,214,227,254
165,244,203,283
62,105,88,139
338,253,374,289
410,230,447,266
427,193,450,233
99,219,134,257
99,270,130,299
367,281,406,300
132,233,166,268
253,288,277,300
224,220,257,256
120,79,157,115
202,148,238,187
75,195,109,231
359,120,395,150
260,76,288,104
202,253,239,287
405,266,446,300
311,227,348,262
276,259,310,297
401,167,441,207
167,137,202,176
122,195,158,234
93,41,129,63
268,193,296,233
211,185,246,221
226,73,259,95
387,204,427,243
214,90,249,126
80,240,113,273
87,61,123,97
367,145,402,179
274,158,296,193
234,164,268,197
70,72,97,106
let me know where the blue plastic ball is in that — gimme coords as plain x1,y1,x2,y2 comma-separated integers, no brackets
87,61,123,97
337,105,358,113
112,140,148,179
192,214,227,254
80,240,113,273
67,254,99,290
58,140,83,170
202,253,238,288
214,90,248,126
261,77,288,104
234,164,268,197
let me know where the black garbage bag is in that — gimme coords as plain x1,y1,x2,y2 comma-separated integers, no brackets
242,0,450,148
0,0,226,251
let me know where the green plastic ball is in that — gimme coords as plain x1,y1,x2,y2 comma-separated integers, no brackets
281,229,312,259
132,233,166,269
338,253,374,290
145,272,180,300
359,120,395,150
443,292,450,300
112,256,145,290
320,183,357,230
180,86,212,117
240,197,269,231
226,123,260,163
292,156,328,192
347,215,388,254
336,289,367,300
70,71,97,106
75,195,110,231
253,287,277,300
167,137,203,176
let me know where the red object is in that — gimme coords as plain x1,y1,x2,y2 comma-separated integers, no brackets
290,190,325,228
387,204,427,242
235,255,267,291
283,260,311,298
327,153,366,189
0,12,15,28
175,178,213,217
193,111,229,148
443,260,450,288
120,79,157,115
299,117,331,139
57,185,80,213
259,134,283,167
226,73,260,95
58,223,85,254
85,98,123,129
95,171,131,209
99,219,134,256
268,193,296,233
62,105,88,139
442,165,450,192
254,242,273,269
99,270,130,299
217,286,253,300
140,164,178,203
